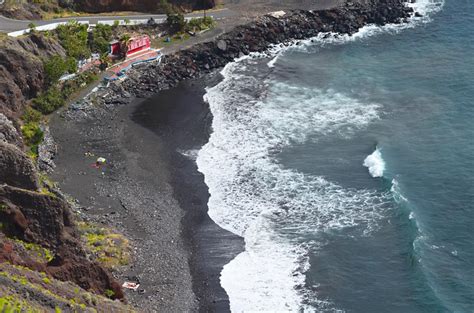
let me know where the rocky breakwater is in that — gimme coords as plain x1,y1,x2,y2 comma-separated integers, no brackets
94,0,414,103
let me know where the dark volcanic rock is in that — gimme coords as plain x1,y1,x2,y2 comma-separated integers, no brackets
0,141,40,190
0,113,22,147
0,34,65,119
110,0,413,101
0,185,124,299
38,125,57,173
72,0,215,13
0,185,72,247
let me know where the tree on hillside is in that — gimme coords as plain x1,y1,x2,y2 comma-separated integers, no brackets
89,23,113,54
157,0,174,14
56,21,90,59
43,55,77,86
167,12,186,33
119,34,131,59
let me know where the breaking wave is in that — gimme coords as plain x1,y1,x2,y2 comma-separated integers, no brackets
197,56,390,311
196,0,444,311
364,147,386,178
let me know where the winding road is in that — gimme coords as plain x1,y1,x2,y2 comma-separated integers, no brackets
0,9,234,32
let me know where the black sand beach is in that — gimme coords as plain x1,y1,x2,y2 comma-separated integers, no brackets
50,74,243,312
47,1,414,311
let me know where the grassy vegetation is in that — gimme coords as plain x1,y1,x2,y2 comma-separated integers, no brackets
0,294,40,313
186,16,216,32
77,222,131,269
152,33,191,49
0,263,115,312
43,55,77,86
1,0,75,20
20,107,44,160
0,262,138,311
153,15,215,48
33,70,98,115
13,239,54,263
89,24,113,55
56,21,90,59
38,172,57,194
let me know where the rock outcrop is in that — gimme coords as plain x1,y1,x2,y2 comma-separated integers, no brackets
72,0,215,13
0,31,126,310
0,0,215,18
105,0,414,102
0,34,65,119
0,185,124,298
0,113,22,147
0,141,40,190
0,0,414,309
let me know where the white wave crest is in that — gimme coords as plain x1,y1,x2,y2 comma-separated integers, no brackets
196,0,444,311
364,147,386,178
198,56,391,311
262,0,445,57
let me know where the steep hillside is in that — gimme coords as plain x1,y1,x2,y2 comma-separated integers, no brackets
0,0,216,19
0,31,132,311
73,0,216,13
0,34,65,120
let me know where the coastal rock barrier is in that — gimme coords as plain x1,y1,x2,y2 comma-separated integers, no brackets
100,0,414,103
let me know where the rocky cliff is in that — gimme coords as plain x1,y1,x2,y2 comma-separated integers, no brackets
0,34,65,120
0,0,215,19
0,0,415,309
0,34,130,311
72,0,216,13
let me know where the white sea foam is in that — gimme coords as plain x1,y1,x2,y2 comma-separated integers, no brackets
364,147,386,178
196,1,444,311
267,54,280,68
263,0,445,57
178,148,199,160
198,57,391,311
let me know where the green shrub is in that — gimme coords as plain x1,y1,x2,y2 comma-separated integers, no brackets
89,24,113,54
187,16,215,31
104,289,115,298
33,86,65,114
56,21,90,59
44,55,67,85
21,123,44,147
21,107,42,124
65,56,77,74
167,13,186,32
44,55,77,86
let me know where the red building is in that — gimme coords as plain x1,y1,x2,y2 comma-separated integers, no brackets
109,35,151,59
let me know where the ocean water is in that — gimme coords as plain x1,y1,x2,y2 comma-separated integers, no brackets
196,0,474,312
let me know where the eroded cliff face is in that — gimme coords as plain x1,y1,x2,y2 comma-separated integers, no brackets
0,33,129,311
0,34,65,120
72,0,215,13
0,0,216,18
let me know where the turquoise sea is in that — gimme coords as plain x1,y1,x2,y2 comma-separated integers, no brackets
197,0,474,311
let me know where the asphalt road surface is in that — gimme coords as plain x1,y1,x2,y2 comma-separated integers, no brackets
0,9,234,32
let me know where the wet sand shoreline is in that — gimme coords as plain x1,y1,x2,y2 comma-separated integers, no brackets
48,1,414,310
50,74,243,312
